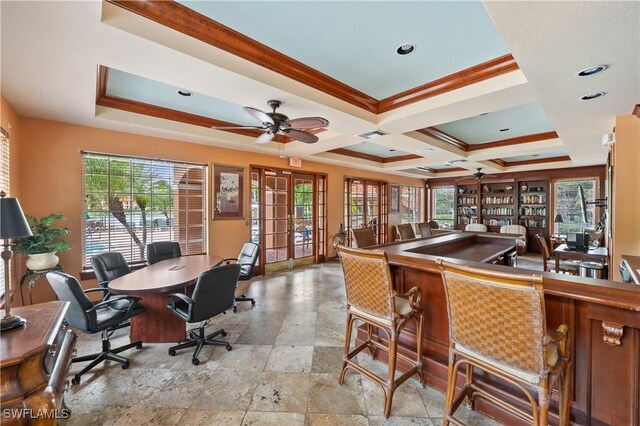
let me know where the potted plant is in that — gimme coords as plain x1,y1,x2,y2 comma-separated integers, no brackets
14,212,70,271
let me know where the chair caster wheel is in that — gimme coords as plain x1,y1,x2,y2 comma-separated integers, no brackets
233,306,237,313
168,349,176,356
221,330,227,337
225,344,232,351
251,300,256,306
121,360,130,369
71,376,80,385
192,358,200,365
136,343,143,349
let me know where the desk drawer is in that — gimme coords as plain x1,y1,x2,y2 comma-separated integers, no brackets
44,320,71,374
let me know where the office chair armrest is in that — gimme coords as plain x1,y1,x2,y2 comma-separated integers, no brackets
400,286,422,310
84,287,109,295
167,292,194,317
222,258,239,264
86,295,141,316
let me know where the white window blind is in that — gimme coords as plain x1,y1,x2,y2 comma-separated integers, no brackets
1,128,10,294
82,152,207,268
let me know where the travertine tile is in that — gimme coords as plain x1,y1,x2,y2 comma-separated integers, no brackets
248,372,309,413
217,344,272,372
275,325,316,346
241,411,305,425
311,346,344,374
305,413,368,426
264,345,314,373
306,373,366,415
361,377,428,417
178,409,245,425
368,416,434,426
112,404,185,425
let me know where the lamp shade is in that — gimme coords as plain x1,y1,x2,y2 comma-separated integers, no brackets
0,195,33,239
554,213,565,224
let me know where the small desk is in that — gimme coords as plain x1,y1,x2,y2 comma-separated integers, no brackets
554,244,608,278
109,254,223,343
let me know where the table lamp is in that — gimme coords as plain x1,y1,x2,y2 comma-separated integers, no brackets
554,213,564,237
0,191,33,331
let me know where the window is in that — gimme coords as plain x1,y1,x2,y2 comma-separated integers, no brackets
82,153,207,268
344,178,388,246
400,185,423,224
0,128,9,293
553,178,598,235
431,186,454,229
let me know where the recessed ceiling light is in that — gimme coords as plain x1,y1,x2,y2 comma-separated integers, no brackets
577,65,607,77
580,92,605,101
532,154,539,157
396,43,416,55
499,128,510,132
389,149,396,152
416,148,433,154
178,90,192,97
480,112,489,116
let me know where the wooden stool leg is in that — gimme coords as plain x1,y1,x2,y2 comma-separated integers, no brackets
465,364,475,409
559,363,572,425
538,378,550,426
415,313,425,386
384,330,399,418
443,351,458,426
339,313,354,385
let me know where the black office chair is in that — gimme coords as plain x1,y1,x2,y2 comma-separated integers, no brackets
223,242,260,312
166,264,241,365
147,241,182,265
91,251,132,290
91,251,133,328
45,271,144,384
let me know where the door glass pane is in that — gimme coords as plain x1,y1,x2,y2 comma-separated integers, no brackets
265,176,289,264
294,176,314,259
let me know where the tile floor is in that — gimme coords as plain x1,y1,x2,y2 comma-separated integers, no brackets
61,262,502,426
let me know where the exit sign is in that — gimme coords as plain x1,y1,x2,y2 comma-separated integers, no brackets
289,157,302,168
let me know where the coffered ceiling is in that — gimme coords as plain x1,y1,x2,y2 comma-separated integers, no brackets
1,1,638,180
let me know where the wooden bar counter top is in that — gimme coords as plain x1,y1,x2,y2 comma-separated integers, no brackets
358,232,640,426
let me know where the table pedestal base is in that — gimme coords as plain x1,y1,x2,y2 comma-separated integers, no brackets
130,291,187,343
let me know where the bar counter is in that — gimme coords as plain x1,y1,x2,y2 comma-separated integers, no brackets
359,232,640,425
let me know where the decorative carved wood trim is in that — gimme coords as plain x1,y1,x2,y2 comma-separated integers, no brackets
382,154,422,163
503,155,571,167
601,321,624,345
466,131,559,151
378,54,519,113
328,149,421,164
106,1,519,114
418,128,470,152
105,0,379,113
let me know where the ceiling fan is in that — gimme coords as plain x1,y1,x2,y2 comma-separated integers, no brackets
456,168,498,181
212,99,329,144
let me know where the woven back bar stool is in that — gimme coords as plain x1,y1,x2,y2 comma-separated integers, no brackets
351,226,377,248
394,223,417,241
336,245,424,418
436,259,571,426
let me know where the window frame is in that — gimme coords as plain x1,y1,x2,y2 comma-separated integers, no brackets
400,185,424,224
551,176,600,235
429,185,455,229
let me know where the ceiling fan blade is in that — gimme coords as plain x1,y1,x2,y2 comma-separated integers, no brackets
243,107,274,125
212,125,265,130
286,129,319,144
256,132,275,145
285,117,329,129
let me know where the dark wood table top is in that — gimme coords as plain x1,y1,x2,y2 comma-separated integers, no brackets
1,301,68,365
108,254,223,295
554,244,608,258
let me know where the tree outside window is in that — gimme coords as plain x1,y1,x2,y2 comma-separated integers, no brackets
553,178,597,235
432,186,454,228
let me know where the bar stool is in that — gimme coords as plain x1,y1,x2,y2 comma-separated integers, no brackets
436,258,571,426
336,245,425,418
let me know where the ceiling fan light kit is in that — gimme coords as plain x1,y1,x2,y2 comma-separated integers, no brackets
212,99,329,144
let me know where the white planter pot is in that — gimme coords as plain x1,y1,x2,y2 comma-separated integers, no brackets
25,252,59,271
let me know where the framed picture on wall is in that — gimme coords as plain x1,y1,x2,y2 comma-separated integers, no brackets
390,184,400,213
212,164,245,220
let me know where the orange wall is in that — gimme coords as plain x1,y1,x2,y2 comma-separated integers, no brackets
17,117,423,303
1,95,24,300
611,114,640,280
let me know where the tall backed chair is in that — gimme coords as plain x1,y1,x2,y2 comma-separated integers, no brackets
500,224,527,254
535,233,578,274
336,245,424,418
436,259,571,426
45,271,144,384
223,242,260,311
91,251,131,289
351,226,377,248
427,220,439,229
147,241,182,265
417,222,432,238
394,223,416,241
465,223,488,232
166,264,241,365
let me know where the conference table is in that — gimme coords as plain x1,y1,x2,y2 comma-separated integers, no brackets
554,243,608,278
108,254,223,343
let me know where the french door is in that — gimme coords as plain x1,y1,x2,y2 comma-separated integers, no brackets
251,167,326,273
344,177,388,246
